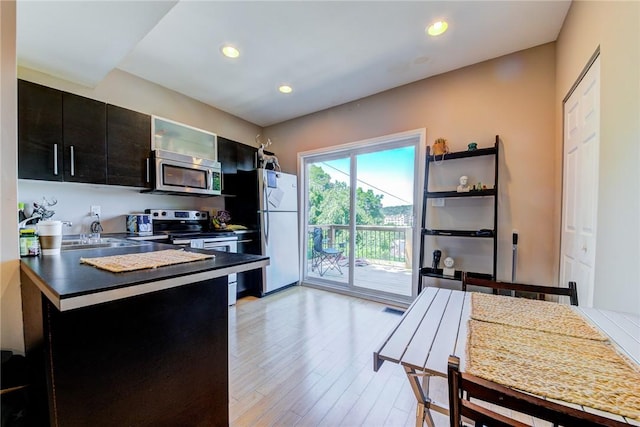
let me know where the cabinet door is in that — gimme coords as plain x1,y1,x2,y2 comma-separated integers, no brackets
18,80,63,181
217,136,237,195
217,137,238,174
236,142,257,171
236,232,262,297
107,105,151,187
63,93,107,184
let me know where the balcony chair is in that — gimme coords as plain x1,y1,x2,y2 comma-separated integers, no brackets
447,355,627,427
311,227,344,276
461,273,578,306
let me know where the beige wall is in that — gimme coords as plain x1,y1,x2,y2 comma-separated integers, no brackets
555,1,640,314
265,44,559,287
0,0,23,354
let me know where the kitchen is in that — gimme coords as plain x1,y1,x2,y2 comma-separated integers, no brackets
2,1,639,425
10,73,302,423
13,84,298,423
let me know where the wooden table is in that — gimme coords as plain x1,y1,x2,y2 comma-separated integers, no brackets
373,287,640,427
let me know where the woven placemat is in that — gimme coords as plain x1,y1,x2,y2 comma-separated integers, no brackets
80,249,214,273
471,292,606,341
466,319,640,421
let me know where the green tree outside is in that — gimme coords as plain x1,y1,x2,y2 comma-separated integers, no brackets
309,164,402,261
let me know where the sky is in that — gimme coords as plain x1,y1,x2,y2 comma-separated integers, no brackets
318,145,415,207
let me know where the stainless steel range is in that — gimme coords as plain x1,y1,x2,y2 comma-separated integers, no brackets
145,209,239,305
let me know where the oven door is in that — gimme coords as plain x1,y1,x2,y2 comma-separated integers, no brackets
191,239,238,296
190,239,237,252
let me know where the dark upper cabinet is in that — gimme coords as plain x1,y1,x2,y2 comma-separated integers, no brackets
107,105,151,187
218,136,238,195
18,80,107,183
217,137,238,174
18,80,152,188
236,142,257,171
18,80,63,181
217,136,258,195
62,92,107,184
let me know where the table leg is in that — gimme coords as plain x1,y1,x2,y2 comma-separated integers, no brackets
415,403,426,427
404,366,436,427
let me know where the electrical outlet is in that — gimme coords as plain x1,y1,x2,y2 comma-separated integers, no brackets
90,205,101,217
432,198,445,207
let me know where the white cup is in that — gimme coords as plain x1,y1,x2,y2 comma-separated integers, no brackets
38,220,63,255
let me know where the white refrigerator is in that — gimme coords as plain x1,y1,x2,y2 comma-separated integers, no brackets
258,169,300,294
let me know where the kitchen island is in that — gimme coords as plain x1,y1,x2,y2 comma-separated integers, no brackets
20,241,268,426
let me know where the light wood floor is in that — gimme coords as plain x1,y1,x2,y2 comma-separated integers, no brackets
228,285,450,427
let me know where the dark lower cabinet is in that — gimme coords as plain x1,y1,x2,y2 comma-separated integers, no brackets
107,105,151,187
237,232,262,297
21,276,229,426
62,92,107,184
18,80,63,181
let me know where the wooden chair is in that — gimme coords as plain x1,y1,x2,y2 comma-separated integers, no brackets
461,273,578,306
447,355,628,427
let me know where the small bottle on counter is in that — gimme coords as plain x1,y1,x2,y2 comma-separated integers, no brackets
19,228,40,257
18,202,26,223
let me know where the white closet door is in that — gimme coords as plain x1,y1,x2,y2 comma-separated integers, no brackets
560,56,600,307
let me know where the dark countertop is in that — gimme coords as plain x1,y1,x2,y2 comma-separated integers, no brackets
20,239,269,312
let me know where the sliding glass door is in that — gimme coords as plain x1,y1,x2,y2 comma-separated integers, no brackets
306,155,351,285
301,131,422,302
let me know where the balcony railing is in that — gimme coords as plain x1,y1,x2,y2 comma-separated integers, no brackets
308,225,412,268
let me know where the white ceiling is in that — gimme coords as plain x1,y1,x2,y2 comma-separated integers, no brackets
17,1,571,127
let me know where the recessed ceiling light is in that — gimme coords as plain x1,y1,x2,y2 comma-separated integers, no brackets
427,21,448,37
279,85,293,94
221,45,240,58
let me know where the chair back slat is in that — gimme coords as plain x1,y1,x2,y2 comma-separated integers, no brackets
462,273,578,306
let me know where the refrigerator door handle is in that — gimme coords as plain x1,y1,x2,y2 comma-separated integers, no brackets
263,177,270,245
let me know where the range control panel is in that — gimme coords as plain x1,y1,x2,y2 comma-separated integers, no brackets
144,209,209,221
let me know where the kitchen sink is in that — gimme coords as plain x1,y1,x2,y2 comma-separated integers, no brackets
61,237,150,251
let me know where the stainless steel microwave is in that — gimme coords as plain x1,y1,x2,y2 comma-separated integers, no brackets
151,150,222,196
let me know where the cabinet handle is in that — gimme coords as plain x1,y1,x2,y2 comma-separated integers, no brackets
70,145,75,176
221,171,225,191
145,158,150,183
53,144,59,175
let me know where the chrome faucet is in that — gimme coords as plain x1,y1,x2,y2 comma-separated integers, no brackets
18,214,41,229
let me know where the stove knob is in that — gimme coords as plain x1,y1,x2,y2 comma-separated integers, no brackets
161,211,167,216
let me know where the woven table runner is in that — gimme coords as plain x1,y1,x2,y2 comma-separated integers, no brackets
470,292,606,340
466,319,640,421
80,249,214,273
